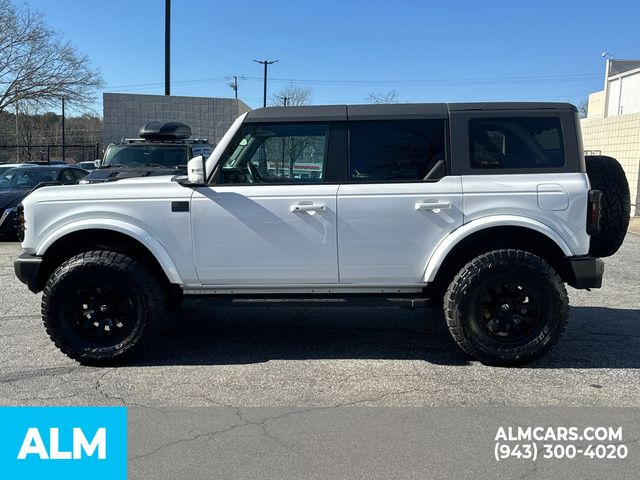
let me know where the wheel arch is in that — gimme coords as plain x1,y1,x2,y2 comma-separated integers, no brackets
424,216,573,292
35,222,182,292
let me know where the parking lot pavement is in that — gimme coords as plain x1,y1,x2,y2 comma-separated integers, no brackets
1,233,639,408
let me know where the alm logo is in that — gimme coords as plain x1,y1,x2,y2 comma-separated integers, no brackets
17,427,106,460
0,407,126,480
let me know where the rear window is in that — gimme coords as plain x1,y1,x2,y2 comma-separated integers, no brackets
469,117,565,169
349,120,446,182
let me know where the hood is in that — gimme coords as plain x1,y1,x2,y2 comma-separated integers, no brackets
22,174,182,204
0,188,28,210
86,166,186,183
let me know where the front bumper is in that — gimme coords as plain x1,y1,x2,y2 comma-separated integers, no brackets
14,252,43,293
566,256,604,289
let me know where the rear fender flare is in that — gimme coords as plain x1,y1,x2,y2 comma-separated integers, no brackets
422,215,573,283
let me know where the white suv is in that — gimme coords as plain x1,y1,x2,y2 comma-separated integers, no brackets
14,103,630,365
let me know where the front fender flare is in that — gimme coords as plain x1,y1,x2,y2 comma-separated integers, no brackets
36,219,183,284
422,215,573,283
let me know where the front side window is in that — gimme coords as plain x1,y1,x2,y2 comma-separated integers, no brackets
219,123,329,184
349,120,446,182
469,117,565,169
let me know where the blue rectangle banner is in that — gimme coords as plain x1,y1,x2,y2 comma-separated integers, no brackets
0,407,127,479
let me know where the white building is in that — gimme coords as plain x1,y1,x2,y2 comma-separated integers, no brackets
582,59,640,215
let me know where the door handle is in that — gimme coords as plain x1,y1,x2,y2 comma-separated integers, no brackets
290,203,327,213
415,201,451,213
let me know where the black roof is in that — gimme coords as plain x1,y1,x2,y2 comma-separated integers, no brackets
245,102,577,123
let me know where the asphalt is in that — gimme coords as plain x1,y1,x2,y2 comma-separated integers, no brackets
1,231,640,408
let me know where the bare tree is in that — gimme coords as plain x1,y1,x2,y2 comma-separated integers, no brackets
264,85,314,177
366,90,400,104
0,0,104,113
577,99,588,119
270,85,312,106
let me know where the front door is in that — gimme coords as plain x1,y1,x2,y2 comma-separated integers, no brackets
192,122,339,285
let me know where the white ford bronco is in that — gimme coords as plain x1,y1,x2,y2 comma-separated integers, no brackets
14,103,631,365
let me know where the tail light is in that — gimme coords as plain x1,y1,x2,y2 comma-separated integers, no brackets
16,204,25,241
587,190,602,235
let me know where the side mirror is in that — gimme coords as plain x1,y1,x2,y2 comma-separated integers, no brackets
94,159,101,168
187,155,205,183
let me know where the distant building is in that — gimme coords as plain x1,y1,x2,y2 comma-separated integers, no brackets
582,60,640,215
102,93,251,147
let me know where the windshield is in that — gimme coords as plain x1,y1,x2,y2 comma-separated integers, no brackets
0,169,59,189
103,144,189,168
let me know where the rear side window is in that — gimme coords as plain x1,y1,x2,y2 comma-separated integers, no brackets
349,120,446,182
469,117,565,169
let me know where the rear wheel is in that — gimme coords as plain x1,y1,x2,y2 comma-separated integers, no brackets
42,250,164,365
443,249,568,366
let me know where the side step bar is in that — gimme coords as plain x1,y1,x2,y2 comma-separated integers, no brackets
181,294,434,309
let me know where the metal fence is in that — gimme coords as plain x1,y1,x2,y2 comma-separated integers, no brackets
0,144,101,164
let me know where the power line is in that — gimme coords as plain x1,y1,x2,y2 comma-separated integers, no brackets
106,72,600,92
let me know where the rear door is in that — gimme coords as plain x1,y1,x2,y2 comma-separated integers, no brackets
337,116,463,284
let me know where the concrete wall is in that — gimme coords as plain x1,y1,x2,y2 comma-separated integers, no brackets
581,112,640,216
103,93,251,147
587,90,605,119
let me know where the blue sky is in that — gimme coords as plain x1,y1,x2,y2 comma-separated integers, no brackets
23,0,640,113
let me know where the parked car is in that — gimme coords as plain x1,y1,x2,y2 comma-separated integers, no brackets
0,162,69,176
14,103,630,365
77,161,98,172
0,163,36,175
82,121,214,183
0,165,87,237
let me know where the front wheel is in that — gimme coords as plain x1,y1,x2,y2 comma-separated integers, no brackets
42,251,165,365
443,249,568,366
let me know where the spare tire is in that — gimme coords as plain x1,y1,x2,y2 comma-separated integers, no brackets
585,155,630,257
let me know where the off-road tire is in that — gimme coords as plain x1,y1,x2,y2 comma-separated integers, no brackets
443,249,569,366
585,155,630,257
42,250,165,365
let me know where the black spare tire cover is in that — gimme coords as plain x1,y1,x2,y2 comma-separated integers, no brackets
585,155,630,257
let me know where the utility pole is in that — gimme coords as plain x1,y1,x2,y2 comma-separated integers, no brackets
274,95,289,106
228,76,239,99
165,0,171,95
15,102,19,162
253,59,278,107
61,97,66,163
